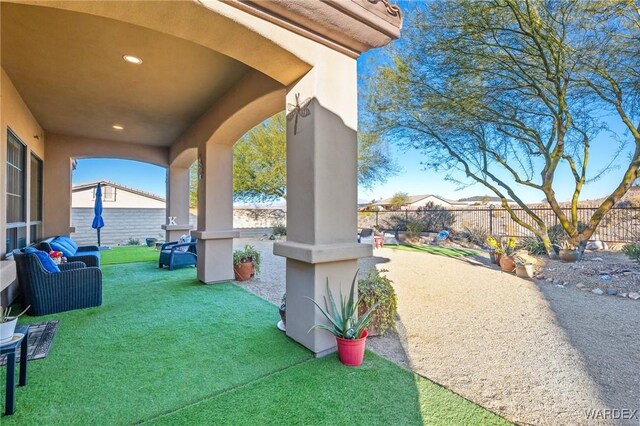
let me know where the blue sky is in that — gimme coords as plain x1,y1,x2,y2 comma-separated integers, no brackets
73,4,635,205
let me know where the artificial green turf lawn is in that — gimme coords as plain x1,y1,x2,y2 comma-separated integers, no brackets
148,353,509,426
390,243,478,258
100,245,161,265
1,254,509,425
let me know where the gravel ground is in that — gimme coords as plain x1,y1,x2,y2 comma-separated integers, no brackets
536,251,640,299
234,238,640,425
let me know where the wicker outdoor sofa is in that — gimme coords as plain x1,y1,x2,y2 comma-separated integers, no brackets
12,249,102,316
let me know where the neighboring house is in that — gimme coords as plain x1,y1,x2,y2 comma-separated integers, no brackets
71,181,166,246
457,195,517,207
374,194,468,210
368,194,519,210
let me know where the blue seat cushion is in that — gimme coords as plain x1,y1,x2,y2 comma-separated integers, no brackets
58,236,78,252
24,247,60,273
50,240,75,258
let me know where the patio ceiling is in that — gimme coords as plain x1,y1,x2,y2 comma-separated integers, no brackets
0,2,251,147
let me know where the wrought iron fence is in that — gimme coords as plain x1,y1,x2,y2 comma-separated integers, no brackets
358,206,640,243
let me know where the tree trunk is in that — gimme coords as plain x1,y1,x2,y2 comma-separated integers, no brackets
542,234,557,259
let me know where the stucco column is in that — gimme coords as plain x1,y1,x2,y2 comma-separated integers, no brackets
162,165,193,242
43,150,75,237
274,58,372,355
192,143,238,283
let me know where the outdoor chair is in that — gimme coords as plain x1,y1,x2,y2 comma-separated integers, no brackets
37,235,101,267
358,228,375,245
12,249,103,316
158,238,197,270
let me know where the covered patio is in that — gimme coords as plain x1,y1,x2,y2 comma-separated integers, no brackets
1,0,399,355
0,249,507,423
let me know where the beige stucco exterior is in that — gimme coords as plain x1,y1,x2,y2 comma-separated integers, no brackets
72,182,165,209
0,0,401,354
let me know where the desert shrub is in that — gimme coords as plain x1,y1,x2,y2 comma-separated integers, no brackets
622,242,640,263
414,202,456,231
126,237,140,246
272,222,286,236
519,236,548,255
406,220,423,238
383,202,456,232
458,226,489,247
358,269,397,336
548,222,587,246
519,222,588,255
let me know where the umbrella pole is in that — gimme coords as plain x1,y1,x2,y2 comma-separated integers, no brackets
97,228,101,247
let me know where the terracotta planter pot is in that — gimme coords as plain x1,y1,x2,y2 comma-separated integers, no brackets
515,264,534,278
500,255,516,272
559,249,578,262
336,329,368,367
234,262,254,281
494,253,502,265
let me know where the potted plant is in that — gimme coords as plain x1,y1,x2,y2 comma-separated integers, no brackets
514,256,535,278
233,245,261,281
496,237,517,272
557,240,579,262
0,305,30,344
486,236,502,264
358,269,397,336
307,273,378,367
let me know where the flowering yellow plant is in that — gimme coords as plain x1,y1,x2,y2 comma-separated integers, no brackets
486,236,516,256
486,236,499,249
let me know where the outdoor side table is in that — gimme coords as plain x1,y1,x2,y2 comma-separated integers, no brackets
1,324,29,416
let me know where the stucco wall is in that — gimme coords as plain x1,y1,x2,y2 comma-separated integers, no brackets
1,67,45,303
71,208,166,246
72,186,165,209
408,196,453,209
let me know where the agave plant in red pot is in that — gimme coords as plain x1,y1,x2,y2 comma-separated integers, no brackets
233,245,261,282
307,272,378,367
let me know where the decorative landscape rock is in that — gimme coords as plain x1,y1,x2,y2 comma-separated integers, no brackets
629,292,640,300
592,288,604,295
536,252,640,300
586,240,606,251
606,288,618,296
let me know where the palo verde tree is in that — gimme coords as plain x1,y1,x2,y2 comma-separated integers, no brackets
389,191,410,211
366,0,640,257
230,111,398,203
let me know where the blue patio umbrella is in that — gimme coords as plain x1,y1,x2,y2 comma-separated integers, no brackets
92,183,105,247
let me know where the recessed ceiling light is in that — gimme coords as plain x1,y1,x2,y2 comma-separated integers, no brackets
122,54,143,65
112,124,124,130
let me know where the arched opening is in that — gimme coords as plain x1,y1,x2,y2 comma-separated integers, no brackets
71,158,167,247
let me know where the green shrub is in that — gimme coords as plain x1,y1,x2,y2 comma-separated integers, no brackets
519,236,548,255
126,237,140,246
406,220,423,238
520,222,587,255
458,226,488,247
622,242,640,263
272,222,286,236
358,269,397,336
233,245,262,274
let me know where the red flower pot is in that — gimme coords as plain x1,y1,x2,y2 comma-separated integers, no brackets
335,329,368,367
234,262,254,281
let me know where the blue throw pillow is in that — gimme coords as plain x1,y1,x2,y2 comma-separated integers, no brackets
24,247,60,273
50,241,74,258
58,236,78,252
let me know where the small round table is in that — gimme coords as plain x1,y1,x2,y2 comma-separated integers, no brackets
0,324,29,416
